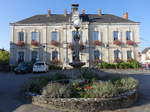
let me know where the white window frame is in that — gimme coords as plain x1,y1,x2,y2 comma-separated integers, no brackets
51,31,59,41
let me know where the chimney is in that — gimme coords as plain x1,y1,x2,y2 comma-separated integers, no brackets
82,9,86,15
64,8,67,16
123,12,128,19
48,9,51,16
98,9,102,16
71,4,79,13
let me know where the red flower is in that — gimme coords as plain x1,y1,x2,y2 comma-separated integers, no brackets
51,40,59,46
93,40,103,46
85,86,93,89
31,40,39,46
126,40,135,45
113,40,122,45
16,41,25,46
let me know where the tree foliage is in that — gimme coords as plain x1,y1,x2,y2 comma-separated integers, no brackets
0,50,9,65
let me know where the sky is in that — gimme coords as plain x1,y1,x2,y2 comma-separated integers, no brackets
0,0,150,51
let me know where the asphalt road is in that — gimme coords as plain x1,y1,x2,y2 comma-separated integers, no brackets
0,71,150,112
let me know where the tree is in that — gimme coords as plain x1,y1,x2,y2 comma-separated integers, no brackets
0,50,9,65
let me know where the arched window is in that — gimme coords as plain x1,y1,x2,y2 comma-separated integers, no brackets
51,31,58,41
127,50,132,59
114,49,121,59
32,51,38,62
94,50,100,60
52,51,58,60
18,51,24,63
18,32,24,41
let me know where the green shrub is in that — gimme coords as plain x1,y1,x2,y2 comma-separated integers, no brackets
42,83,71,98
83,81,119,98
22,76,51,94
49,64,62,70
115,77,138,90
51,72,69,81
96,60,141,69
0,50,9,65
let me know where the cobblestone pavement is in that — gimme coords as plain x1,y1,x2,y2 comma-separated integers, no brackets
0,70,150,112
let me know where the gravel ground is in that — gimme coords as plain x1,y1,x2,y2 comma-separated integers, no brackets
0,70,150,112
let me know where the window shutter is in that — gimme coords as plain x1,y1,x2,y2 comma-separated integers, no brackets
37,32,40,42
99,51,102,59
98,31,101,41
24,32,26,42
58,51,60,60
57,32,59,41
131,51,134,59
119,51,121,59
130,32,133,40
118,31,120,40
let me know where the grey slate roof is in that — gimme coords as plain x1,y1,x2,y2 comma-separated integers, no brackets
142,47,150,53
13,14,138,24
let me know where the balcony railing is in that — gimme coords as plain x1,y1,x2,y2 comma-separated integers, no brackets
16,41,25,46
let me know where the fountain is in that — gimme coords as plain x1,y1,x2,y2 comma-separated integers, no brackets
69,4,85,68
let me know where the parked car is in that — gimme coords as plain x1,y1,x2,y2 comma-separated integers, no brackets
33,61,49,73
14,62,32,74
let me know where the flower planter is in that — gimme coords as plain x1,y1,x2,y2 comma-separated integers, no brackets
16,41,25,46
93,40,103,46
32,89,138,112
31,40,39,46
113,40,122,45
126,40,135,45
51,40,59,46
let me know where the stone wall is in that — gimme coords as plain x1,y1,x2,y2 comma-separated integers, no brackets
32,89,138,112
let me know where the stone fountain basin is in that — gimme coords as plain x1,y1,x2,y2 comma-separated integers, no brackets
32,89,138,112
69,62,85,68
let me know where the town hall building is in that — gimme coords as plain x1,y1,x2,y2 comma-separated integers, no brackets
10,4,140,67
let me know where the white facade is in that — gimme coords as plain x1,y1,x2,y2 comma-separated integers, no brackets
10,5,140,67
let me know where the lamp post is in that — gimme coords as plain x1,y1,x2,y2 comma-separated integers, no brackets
69,17,85,68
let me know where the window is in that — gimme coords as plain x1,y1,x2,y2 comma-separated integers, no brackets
18,32,24,41
126,31,132,40
93,31,99,41
113,31,119,40
18,51,24,62
94,50,100,60
32,51,37,62
127,50,132,59
32,32,38,41
52,51,58,60
114,50,120,59
51,32,58,41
